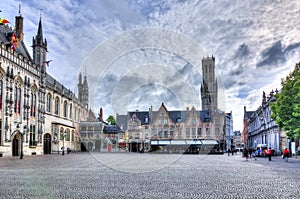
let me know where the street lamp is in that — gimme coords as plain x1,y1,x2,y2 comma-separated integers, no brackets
62,130,66,156
19,124,26,159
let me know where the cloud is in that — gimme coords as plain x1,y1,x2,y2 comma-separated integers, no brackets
256,41,285,68
1,0,300,131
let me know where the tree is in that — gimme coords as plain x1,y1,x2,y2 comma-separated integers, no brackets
106,115,116,125
271,62,300,139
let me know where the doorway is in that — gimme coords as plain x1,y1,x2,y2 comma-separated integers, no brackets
43,133,51,154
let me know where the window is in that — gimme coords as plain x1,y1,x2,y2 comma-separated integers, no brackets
46,93,51,112
66,129,70,141
215,118,219,124
178,127,182,138
164,119,168,125
158,128,162,138
63,101,67,118
69,104,72,119
170,128,174,137
60,127,64,140
206,128,210,136
14,86,21,114
186,128,190,138
55,97,59,115
197,128,202,137
164,128,168,138
30,93,36,117
191,118,196,125
192,128,196,138
29,125,36,147
158,119,162,125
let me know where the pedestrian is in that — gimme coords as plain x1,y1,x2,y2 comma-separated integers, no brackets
61,146,65,156
263,149,267,158
243,147,249,161
257,148,261,157
228,148,231,156
283,148,290,162
231,148,234,156
268,147,272,161
249,148,253,158
251,149,256,161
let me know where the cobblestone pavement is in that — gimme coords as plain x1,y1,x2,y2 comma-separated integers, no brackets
1,152,300,199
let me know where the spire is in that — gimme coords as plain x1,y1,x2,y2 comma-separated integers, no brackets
36,16,43,42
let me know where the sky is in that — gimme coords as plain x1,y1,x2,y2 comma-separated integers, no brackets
1,0,300,131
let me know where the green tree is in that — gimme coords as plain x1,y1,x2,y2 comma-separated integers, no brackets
106,115,116,125
271,62,300,139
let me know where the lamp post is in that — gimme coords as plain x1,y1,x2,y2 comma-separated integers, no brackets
62,130,66,156
19,124,26,159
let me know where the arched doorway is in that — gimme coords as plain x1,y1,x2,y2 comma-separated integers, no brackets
12,134,20,156
81,142,87,152
88,142,93,152
43,133,51,154
95,140,101,151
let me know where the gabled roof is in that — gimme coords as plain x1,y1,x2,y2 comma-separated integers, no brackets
128,111,150,125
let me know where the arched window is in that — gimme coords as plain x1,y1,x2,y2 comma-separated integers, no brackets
55,97,59,115
60,127,64,140
69,104,72,119
63,100,67,118
14,86,21,114
46,93,51,112
66,128,70,141
30,92,36,117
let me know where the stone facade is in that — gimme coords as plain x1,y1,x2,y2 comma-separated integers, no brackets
0,11,90,157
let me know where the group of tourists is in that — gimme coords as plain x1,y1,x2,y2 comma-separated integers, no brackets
242,147,257,161
242,147,290,162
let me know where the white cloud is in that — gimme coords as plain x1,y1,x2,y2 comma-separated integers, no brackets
1,0,300,131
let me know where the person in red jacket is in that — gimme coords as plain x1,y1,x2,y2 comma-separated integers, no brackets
283,148,290,162
268,147,272,161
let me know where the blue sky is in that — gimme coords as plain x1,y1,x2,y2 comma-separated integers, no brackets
1,0,300,131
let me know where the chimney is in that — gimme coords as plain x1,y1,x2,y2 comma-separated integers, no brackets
244,106,246,113
15,5,24,41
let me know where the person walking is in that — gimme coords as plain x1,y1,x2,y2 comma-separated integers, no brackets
251,148,257,161
283,148,290,162
243,147,249,161
268,147,272,161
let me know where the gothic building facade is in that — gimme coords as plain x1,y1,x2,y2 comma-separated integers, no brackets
117,56,226,153
0,11,90,157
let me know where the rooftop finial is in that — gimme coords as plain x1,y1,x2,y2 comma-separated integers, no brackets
19,4,22,16
40,9,43,19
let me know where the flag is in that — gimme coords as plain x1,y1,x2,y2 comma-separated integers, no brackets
43,60,53,66
0,18,10,24
10,32,18,51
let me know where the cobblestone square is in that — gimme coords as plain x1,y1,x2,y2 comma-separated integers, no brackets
1,153,300,198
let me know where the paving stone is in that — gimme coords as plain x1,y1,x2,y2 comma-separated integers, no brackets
0,153,300,198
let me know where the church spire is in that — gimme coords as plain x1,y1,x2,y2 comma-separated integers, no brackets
36,16,43,43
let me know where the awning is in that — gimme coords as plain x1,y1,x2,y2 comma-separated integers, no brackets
158,140,171,145
171,140,187,145
201,140,218,145
186,140,202,145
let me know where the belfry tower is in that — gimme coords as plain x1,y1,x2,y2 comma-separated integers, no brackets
201,56,218,110
78,73,89,110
